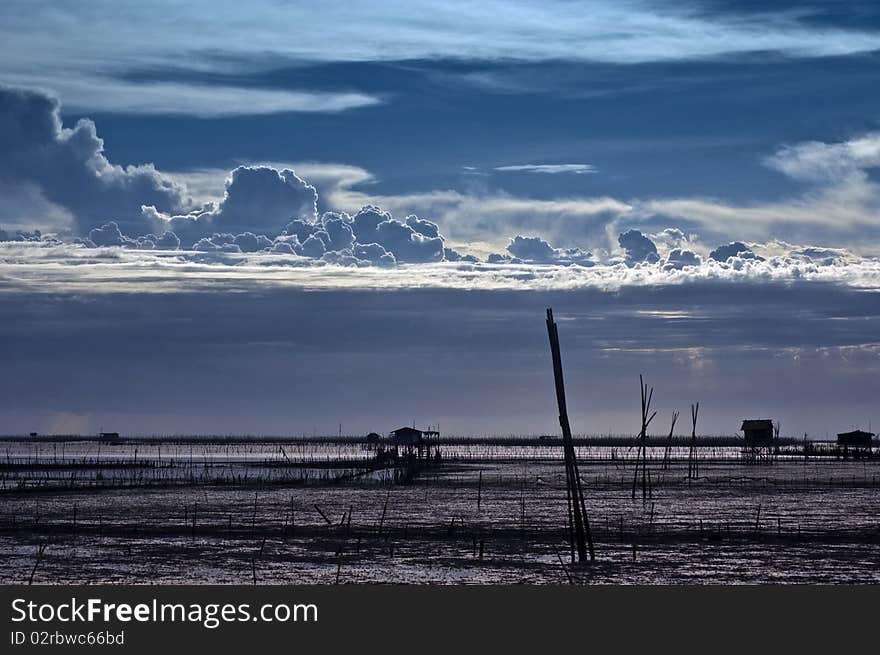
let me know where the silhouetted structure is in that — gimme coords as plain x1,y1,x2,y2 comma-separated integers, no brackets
741,419,774,464
837,430,874,458
387,426,440,481
390,427,425,446
742,420,773,445
99,432,120,442
837,430,873,448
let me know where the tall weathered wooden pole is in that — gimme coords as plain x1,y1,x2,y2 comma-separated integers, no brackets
546,308,595,563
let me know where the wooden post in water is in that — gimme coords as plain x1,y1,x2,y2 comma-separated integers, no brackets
632,375,657,502
662,411,679,471
688,402,700,481
546,308,594,563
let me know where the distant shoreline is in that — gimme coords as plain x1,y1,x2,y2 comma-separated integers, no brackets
0,434,843,447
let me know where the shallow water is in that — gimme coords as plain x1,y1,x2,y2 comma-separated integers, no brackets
1,440,878,584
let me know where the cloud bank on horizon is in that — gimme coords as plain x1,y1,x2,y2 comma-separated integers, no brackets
1,84,878,286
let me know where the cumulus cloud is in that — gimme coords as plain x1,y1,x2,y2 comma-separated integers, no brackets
87,221,129,247
232,232,274,253
151,231,181,250
281,205,447,264
85,221,180,250
0,86,191,235
191,231,273,253
618,229,659,265
353,242,396,267
650,227,694,252
374,217,444,263
506,235,595,266
709,241,763,262
320,213,356,251
487,252,519,264
300,234,327,258
442,247,479,264
349,206,392,243
0,226,43,242
5,82,880,273
507,235,555,261
324,178,632,250
148,166,318,245
151,200,446,266
795,245,854,264
270,239,298,255
405,215,441,238
662,248,701,271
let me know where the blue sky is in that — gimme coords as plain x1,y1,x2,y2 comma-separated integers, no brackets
4,1,880,248
1,1,879,436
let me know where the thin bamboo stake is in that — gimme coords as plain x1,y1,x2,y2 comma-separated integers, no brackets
688,402,700,480
663,411,679,471
632,375,656,502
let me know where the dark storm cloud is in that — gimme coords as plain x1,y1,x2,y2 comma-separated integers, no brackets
0,86,190,235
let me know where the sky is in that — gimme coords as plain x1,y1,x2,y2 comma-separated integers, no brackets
1,1,879,437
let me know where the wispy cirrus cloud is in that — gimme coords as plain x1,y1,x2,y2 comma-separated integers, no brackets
638,133,880,247
764,132,880,183
6,1,880,67
5,1,880,115
4,77,381,118
494,164,596,175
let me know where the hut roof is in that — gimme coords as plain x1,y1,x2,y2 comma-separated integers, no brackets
836,430,875,438
741,419,773,431
392,426,422,435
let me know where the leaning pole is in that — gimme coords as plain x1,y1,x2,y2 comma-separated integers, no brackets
545,308,595,563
